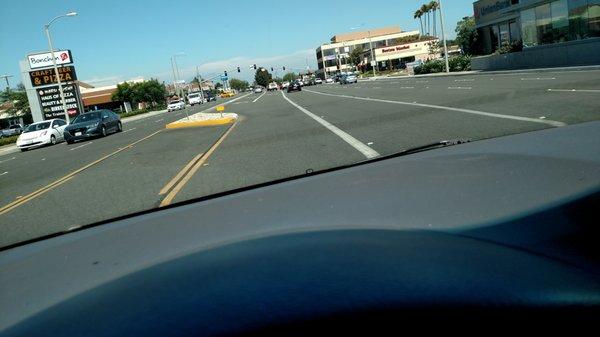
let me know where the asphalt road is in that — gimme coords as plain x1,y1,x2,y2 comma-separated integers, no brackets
1,68,599,247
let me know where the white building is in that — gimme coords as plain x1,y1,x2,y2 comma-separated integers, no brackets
315,26,440,76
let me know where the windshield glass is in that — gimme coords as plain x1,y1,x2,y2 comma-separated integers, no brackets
72,112,100,123
1,0,599,250
24,122,50,133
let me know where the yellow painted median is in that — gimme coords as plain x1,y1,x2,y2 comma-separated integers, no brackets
166,117,236,129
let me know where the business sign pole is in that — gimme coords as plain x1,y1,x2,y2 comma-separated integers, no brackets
44,26,70,123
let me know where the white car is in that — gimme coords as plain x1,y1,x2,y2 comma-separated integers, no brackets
187,93,203,106
16,119,67,152
315,78,323,84
167,100,185,112
281,81,290,89
325,78,334,84
267,82,278,91
254,87,263,93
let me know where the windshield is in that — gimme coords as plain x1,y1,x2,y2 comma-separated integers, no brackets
23,122,50,133
1,0,600,250
72,112,100,123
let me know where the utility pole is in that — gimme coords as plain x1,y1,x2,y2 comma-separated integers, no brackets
0,75,13,94
196,65,204,102
368,30,377,77
438,0,450,73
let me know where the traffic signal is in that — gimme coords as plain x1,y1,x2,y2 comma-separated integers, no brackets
283,66,286,71
237,67,240,73
224,71,228,77
253,64,257,70
271,67,274,71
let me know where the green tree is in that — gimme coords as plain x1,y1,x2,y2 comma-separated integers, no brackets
254,68,272,87
215,82,223,89
282,72,296,82
112,79,166,108
229,78,249,91
2,90,30,118
112,81,134,103
455,16,480,55
348,46,364,67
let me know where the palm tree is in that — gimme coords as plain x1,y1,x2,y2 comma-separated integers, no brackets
421,4,430,36
429,1,439,37
414,9,424,36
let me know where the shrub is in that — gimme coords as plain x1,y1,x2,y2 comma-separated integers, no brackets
414,56,471,74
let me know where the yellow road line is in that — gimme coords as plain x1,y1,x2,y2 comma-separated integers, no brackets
0,130,162,216
159,152,205,195
159,122,238,207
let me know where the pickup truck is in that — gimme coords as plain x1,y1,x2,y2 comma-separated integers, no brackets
187,93,203,106
0,124,23,138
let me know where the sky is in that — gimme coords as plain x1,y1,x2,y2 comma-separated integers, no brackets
0,0,475,86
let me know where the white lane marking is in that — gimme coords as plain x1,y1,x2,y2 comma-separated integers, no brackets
416,80,429,83
281,91,380,159
373,87,382,89
455,79,475,82
0,171,8,176
521,77,556,81
252,91,267,103
547,88,600,93
390,82,399,84
304,89,567,127
69,142,93,151
0,156,15,164
122,127,137,133
155,118,164,123
448,87,472,90
41,158,46,161
399,86,415,89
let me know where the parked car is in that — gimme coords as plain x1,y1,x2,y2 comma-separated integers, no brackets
267,82,278,91
315,78,323,84
187,93,203,106
287,81,302,93
340,74,358,85
63,110,122,144
254,87,263,93
167,100,185,112
16,119,67,151
0,124,23,138
325,77,334,84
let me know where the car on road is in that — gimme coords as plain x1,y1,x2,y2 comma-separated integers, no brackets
15,119,67,151
203,91,217,102
63,110,122,144
287,81,302,93
325,77,334,84
315,78,323,84
254,87,263,93
167,100,185,112
220,91,235,98
340,74,358,85
0,124,23,138
267,82,278,91
281,81,290,89
187,93,203,106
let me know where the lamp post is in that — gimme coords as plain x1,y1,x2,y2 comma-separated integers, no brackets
438,0,450,73
0,75,13,94
351,25,376,77
171,53,185,100
44,11,77,123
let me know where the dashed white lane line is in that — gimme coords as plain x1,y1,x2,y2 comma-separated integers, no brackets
521,77,556,81
122,127,137,133
0,156,15,164
455,79,475,82
373,87,382,89
547,88,600,93
416,80,429,83
304,89,567,127
399,86,415,89
0,171,8,176
252,91,267,103
281,91,380,159
69,142,93,151
448,86,472,90
155,118,164,123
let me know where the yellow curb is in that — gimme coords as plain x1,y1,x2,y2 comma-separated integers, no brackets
165,117,236,129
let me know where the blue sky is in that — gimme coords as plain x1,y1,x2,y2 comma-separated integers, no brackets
0,0,474,86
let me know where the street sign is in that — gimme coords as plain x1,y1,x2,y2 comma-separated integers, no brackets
27,50,73,69
216,105,225,112
36,84,81,120
221,76,228,81
29,66,77,87
370,61,377,66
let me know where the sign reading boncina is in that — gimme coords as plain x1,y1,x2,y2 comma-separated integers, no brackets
28,50,73,69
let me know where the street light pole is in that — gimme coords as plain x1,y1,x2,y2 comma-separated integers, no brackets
44,12,77,123
0,75,13,94
368,30,377,77
438,0,450,73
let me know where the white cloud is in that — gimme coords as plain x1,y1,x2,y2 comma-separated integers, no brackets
80,75,126,87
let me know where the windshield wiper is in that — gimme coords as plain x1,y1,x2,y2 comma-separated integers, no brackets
396,139,471,157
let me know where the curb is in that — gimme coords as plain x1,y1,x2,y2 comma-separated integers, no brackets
165,117,236,129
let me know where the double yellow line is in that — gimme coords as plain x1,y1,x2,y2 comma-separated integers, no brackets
158,122,238,207
0,130,162,216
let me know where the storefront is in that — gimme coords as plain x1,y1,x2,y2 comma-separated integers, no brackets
372,39,440,70
474,0,600,54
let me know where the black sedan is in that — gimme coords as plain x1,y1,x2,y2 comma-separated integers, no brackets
287,81,302,93
64,110,122,144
